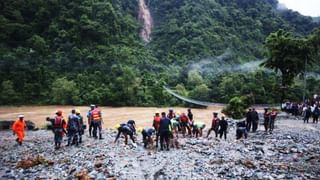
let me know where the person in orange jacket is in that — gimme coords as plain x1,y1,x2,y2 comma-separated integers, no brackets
12,114,27,145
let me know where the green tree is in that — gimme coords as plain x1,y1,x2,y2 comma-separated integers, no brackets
189,84,210,101
222,96,249,119
51,77,80,105
262,29,318,102
187,70,204,88
0,80,19,105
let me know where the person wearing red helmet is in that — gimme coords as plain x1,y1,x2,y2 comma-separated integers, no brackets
53,110,67,149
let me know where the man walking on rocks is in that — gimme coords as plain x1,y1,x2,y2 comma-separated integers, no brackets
12,114,26,145
159,112,172,151
207,112,220,138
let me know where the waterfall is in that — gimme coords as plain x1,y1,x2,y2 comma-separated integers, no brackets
138,0,153,43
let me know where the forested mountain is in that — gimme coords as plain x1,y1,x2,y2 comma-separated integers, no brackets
0,0,319,106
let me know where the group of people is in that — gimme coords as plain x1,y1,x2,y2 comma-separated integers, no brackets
282,94,320,124
236,108,277,140
113,109,231,151
11,106,278,150
45,105,102,149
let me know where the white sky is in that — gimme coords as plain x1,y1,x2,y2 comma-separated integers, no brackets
278,0,320,17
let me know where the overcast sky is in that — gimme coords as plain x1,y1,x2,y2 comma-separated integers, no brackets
278,0,320,17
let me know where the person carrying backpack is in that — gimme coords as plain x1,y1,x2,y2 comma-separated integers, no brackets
153,112,161,148
179,112,191,137
53,110,66,149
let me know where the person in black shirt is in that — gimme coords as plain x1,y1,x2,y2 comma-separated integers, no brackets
218,116,228,140
246,108,252,132
251,108,259,132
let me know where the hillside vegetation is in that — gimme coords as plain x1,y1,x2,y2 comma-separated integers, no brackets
0,0,319,106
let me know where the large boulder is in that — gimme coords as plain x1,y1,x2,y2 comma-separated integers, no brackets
0,120,36,130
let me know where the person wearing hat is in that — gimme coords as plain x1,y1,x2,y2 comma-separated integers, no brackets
12,114,27,145
207,112,220,138
76,109,84,144
87,105,95,137
114,121,136,145
53,110,67,149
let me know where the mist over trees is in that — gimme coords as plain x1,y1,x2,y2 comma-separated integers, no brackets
0,0,319,106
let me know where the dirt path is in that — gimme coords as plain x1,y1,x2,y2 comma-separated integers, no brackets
0,106,224,129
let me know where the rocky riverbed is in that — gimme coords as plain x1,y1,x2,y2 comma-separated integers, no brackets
0,119,320,179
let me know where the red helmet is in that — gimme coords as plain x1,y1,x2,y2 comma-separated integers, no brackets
56,110,63,115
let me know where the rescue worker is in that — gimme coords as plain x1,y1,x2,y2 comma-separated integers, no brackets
251,108,259,132
179,112,191,137
192,121,206,138
246,108,252,132
12,114,26,145
218,116,228,140
236,121,248,140
142,127,156,148
263,108,271,133
53,110,67,149
67,109,80,146
153,112,161,148
269,108,277,134
91,105,103,139
76,109,84,143
114,120,136,145
87,105,95,137
206,112,220,138
170,118,179,138
159,112,172,151
167,108,176,119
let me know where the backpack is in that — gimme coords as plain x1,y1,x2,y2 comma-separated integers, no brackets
180,114,188,123
54,116,63,128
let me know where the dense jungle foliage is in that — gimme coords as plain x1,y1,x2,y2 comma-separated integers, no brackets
0,0,319,106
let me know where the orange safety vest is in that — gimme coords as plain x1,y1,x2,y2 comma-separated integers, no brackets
91,109,101,121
